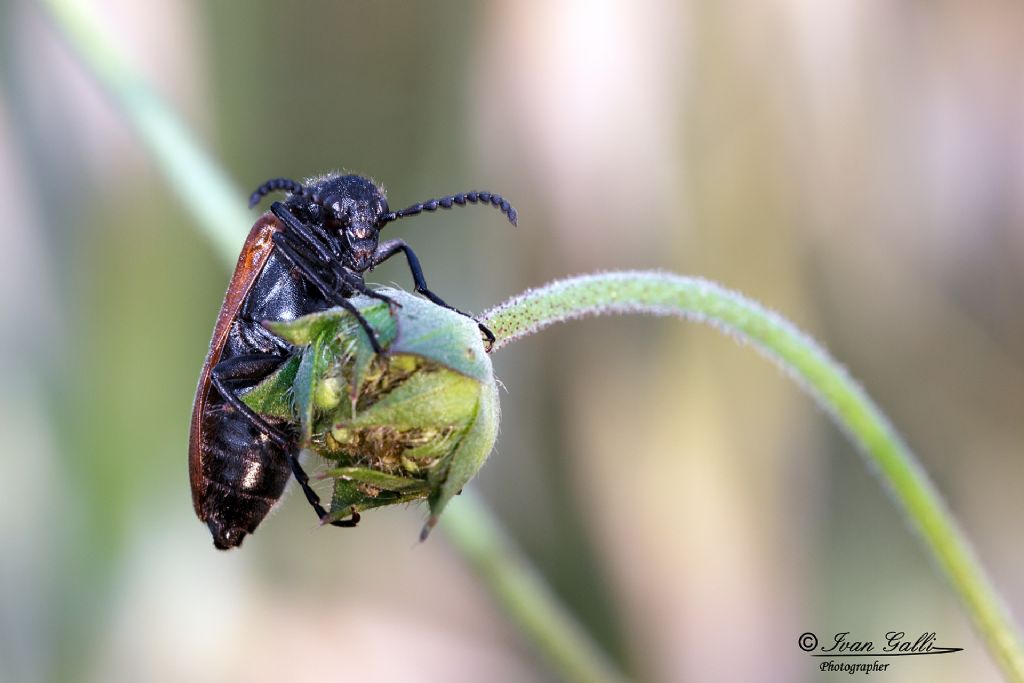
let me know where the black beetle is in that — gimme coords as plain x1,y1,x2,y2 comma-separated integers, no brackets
189,173,517,549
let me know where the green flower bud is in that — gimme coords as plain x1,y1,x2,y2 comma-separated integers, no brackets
242,289,498,538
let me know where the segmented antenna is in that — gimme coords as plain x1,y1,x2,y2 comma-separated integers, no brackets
248,178,316,208
379,191,518,227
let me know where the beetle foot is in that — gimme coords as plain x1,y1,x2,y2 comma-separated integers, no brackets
320,507,361,528
366,329,384,355
477,321,495,352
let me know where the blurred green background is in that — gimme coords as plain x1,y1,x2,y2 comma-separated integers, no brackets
2,1,1023,681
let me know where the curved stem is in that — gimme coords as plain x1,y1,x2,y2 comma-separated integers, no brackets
483,270,1024,682
442,493,626,683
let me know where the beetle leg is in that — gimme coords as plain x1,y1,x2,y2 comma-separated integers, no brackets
363,288,400,309
341,270,400,309
271,203,373,300
287,454,360,528
210,355,292,447
271,201,337,262
372,239,496,348
211,354,359,529
276,229,349,296
272,233,384,353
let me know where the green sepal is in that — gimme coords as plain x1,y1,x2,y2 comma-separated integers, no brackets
331,368,478,434
427,377,500,521
327,481,426,519
326,467,432,519
386,293,492,384
292,334,327,445
264,310,345,346
239,354,301,419
323,466,432,492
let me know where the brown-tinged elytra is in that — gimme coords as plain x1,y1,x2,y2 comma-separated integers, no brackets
189,173,517,549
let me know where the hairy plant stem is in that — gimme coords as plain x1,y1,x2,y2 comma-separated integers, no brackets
483,271,1024,682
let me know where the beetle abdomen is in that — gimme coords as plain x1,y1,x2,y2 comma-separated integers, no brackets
197,401,292,549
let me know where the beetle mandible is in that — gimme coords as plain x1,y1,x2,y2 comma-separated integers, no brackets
189,173,517,549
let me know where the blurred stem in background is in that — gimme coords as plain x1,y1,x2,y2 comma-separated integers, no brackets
38,0,1024,681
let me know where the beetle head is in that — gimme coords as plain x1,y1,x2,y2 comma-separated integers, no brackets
249,173,519,272
314,176,387,272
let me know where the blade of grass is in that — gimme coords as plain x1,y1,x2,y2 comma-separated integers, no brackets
37,0,249,263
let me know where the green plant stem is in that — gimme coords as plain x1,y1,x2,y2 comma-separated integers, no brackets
443,492,626,683
37,0,250,263
483,271,1024,682
37,1,628,681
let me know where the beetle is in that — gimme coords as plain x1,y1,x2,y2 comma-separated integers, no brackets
189,173,517,549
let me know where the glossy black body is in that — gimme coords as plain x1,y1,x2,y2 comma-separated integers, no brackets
190,173,517,549
192,229,332,549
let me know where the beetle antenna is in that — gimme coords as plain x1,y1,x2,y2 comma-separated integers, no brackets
379,191,518,228
248,178,317,208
